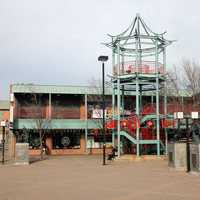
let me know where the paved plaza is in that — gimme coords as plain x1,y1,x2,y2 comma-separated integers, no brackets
0,156,200,200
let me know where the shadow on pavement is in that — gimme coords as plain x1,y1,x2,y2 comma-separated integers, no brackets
29,156,49,164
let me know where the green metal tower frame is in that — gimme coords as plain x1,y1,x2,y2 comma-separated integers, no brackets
105,14,173,157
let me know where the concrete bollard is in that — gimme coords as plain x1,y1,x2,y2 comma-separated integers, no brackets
168,142,187,171
15,143,29,165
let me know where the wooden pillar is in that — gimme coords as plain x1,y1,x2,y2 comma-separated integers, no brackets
46,137,53,155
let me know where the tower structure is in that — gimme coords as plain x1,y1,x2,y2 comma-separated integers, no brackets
105,14,173,157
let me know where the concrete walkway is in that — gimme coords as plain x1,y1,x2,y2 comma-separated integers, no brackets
0,156,200,200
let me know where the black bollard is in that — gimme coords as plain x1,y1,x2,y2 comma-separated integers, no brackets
186,118,190,172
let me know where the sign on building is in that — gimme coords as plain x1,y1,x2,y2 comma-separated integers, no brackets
174,112,184,119
191,112,198,119
92,109,107,119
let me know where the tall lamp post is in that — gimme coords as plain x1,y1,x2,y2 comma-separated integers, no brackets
98,55,108,165
0,120,6,164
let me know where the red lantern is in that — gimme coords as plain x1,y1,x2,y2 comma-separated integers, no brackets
106,120,115,129
146,120,153,128
121,120,128,128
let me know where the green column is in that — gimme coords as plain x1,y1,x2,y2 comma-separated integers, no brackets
112,48,115,147
163,48,168,155
85,94,88,152
112,87,115,147
135,26,140,157
139,85,142,113
117,43,121,157
155,40,160,156
121,53,125,118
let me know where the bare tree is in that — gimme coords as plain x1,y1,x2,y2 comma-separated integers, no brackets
87,78,112,130
164,65,183,108
164,59,200,112
182,59,200,107
24,84,51,159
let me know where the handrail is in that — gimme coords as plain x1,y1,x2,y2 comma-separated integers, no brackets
114,60,164,75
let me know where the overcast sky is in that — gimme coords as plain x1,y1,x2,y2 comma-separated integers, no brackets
0,0,200,99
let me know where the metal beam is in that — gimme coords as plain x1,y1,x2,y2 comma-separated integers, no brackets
84,94,88,152
155,40,160,156
117,44,121,157
135,35,140,157
112,47,115,147
163,48,168,155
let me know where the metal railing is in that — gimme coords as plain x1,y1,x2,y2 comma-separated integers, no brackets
114,61,164,75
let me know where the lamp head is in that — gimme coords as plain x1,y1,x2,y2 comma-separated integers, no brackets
98,56,108,62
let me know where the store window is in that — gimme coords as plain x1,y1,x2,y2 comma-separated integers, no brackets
52,133,80,149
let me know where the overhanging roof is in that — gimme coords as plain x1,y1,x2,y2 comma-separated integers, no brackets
10,84,191,97
11,84,112,95
11,84,156,96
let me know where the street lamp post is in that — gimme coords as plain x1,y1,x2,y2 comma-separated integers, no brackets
185,117,190,172
0,121,6,164
98,55,108,165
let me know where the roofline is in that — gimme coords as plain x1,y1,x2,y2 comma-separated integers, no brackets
10,83,192,97
10,83,156,96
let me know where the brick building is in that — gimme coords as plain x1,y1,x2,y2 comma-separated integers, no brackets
10,84,115,155
0,100,9,140
0,100,9,121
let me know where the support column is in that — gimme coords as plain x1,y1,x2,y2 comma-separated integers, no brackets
139,85,142,113
117,43,121,157
135,32,140,157
121,53,125,118
112,48,115,147
10,98,14,124
46,137,52,155
151,95,154,105
155,41,160,156
84,94,88,152
163,48,168,155
136,78,140,156
49,93,52,119
112,86,115,147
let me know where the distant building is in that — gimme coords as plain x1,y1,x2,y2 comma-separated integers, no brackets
0,100,9,121
0,100,9,141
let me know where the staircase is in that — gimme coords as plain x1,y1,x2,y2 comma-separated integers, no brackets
119,129,166,152
120,130,137,144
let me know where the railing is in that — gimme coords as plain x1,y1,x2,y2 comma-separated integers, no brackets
52,107,80,119
17,106,80,119
18,106,47,119
113,61,164,75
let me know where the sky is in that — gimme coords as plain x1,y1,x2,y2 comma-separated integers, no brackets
0,0,200,99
